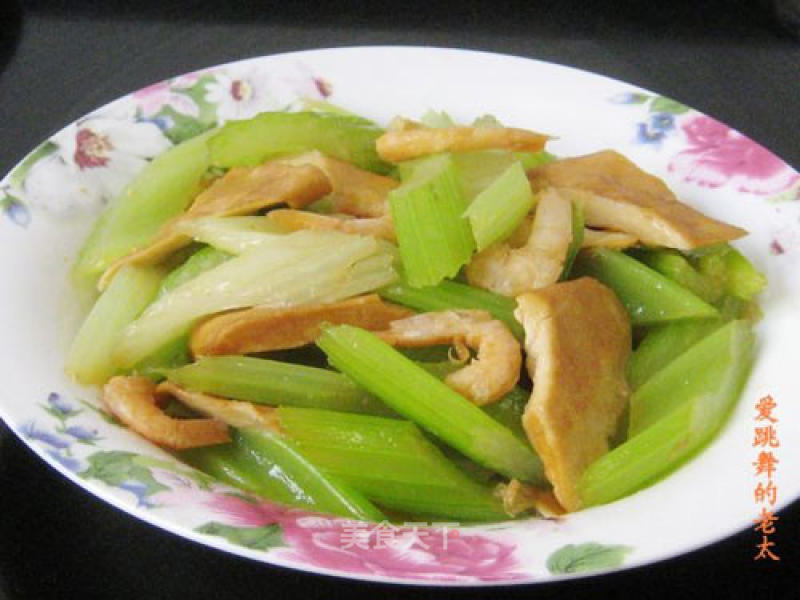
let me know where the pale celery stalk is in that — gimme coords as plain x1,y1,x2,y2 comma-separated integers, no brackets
66,265,165,384
379,276,524,340
208,111,389,174
464,161,535,252
72,131,213,284
173,217,286,255
164,356,394,416
579,322,753,507
277,406,507,520
233,429,386,521
389,154,475,287
317,325,545,484
114,231,397,367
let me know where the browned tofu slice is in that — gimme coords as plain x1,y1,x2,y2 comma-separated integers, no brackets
528,150,746,249
267,209,396,241
280,151,398,217
515,277,631,512
376,126,550,162
190,294,414,357
98,162,331,290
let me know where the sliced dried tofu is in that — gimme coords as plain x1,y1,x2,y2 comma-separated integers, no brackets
581,228,639,250
515,277,630,512
495,479,566,518
98,162,331,290
190,294,414,357
466,188,573,296
528,150,747,249
157,381,280,432
280,151,397,217
267,209,396,241
376,126,550,163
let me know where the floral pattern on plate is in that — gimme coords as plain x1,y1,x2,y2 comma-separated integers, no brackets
20,390,631,582
0,62,329,225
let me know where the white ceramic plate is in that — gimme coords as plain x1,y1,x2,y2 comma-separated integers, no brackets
1,47,798,585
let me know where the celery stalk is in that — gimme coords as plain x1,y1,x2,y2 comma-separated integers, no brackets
173,217,286,255
379,276,524,340
692,244,766,301
164,356,394,416
573,248,719,325
65,265,164,384
114,231,397,367
317,325,545,483
232,429,385,521
208,112,389,174
629,320,753,436
156,246,232,298
72,131,212,284
277,407,507,520
464,162,535,251
579,322,753,506
452,151,518,200
628,319,723,390
389,154,475,287
560,201,584,281
631,248,723,304
481,386,529,443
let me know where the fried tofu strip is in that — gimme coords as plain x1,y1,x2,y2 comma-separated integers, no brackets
267,209,396,241
376,126,550,163
528,150,746,250
515,277,631,512
581,228,639,249
156,381,281,432
375,310,521,406
191,294,414,357
102,376,230,449
280,151,397,217
98,162,331,290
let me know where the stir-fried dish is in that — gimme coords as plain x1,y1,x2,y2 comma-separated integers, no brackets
66,108,764,522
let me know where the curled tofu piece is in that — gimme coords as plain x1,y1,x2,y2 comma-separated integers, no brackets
191,294,414,356
280,151,397,217
515,277,631,512
375,310,521,406
102,376,229,449
267,209,396,241
494,479,566,518
156,382,280,432
528,150,746,249
466,188,573,296
376,126,550,163
581,228,639,250
98,162,331,290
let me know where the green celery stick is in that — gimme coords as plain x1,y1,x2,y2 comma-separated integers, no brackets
631,248,723,304
464,161,535,252
65,265,165,384
156,246,232,298
513,150,556,169
72,131,213,284
208,111,389,174
579,322,753,507
389,154,475,287
629,320,753,436
379,276,524,340
164,356,394,416
317,325,545,484
628,319,723,390
559,201,585,281
233,428,385,521
277,407,507,520
481,386,529,443
692,244,766,301
573,248,719,325
452,150,518,200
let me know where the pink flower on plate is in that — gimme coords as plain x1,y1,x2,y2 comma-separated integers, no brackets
132,79,200,118
669,115,799,195
277,517,524,582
